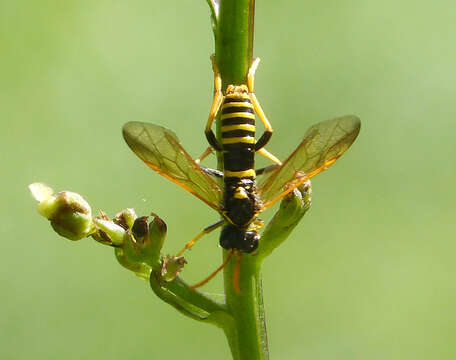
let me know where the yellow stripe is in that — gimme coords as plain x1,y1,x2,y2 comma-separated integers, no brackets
221,136,255,144
225,93,250,100
221,112,255,120
221,124,256,132
222,102,254,109
225,169,256,178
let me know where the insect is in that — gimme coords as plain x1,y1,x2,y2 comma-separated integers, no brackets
199,57,279,254
122,57,360,286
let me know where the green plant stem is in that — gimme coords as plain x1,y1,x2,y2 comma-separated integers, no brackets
149,270,228,322
223,254,268,360
215,0,254,86
213,1,268,359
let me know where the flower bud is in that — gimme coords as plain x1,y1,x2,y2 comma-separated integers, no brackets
161,255,187,282
93,218,127,246
257,180,312,259
113,208,137,230
123,214,167,268
29,183,93,240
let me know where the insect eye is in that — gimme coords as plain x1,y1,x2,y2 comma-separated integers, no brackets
242,231,259,253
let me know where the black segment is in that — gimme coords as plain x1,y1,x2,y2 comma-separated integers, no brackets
222,129,255,138
223,149,254,171
221,106,254,115
222,117,255,126
224,176,255,181
222,142,255,151
224,97,251,104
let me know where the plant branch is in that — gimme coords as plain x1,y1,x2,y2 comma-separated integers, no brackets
257,183,312,262
150,270,229,324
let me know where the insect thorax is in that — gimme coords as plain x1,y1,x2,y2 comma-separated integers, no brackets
222,177,260,227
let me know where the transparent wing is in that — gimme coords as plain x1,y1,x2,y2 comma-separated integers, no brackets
123,121,222,210
258,115,361,208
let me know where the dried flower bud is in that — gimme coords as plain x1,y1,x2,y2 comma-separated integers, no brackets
123,214,167,268
161,255,187,282
113,208,137,230
131,216,149,241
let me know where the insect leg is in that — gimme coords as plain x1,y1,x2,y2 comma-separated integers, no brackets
195,146,223,178
247,57,274,151
176,219,224,256
190,249,235,289
256,164,280,176
195,146,213,164
255,148,281,176
251,93,273,150
247,57,261,91
257,147,282,165
205,55,224,151
201,167,224,178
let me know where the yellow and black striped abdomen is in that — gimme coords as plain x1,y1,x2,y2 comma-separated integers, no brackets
221,94,256,180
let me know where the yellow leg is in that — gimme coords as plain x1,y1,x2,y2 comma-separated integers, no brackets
205,55,224,150
176,219,224,256
257,147,282,165
206,55,223,133
195,146,213,164
247,57,261,92
247,57,272,133
250,93,273,133
247,57,274,150
256,148,282,176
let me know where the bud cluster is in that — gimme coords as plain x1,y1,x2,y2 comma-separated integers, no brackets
29,183,185,282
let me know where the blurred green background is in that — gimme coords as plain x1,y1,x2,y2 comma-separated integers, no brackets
2,0,455,359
